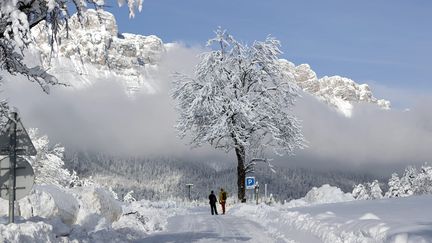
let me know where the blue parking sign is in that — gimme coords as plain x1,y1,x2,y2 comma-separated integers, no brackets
246,177,255,189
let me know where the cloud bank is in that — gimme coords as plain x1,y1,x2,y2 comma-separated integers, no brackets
2,44,431,175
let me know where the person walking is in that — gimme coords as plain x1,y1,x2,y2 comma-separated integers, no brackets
208,190,218,215
219,188,227,214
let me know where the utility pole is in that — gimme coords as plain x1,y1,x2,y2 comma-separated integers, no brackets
8,111,17,224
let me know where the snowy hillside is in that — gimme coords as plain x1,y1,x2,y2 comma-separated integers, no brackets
30,9,390,116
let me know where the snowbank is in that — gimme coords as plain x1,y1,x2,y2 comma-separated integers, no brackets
0,221,57,243
231,194,432,243
285,184,354,208
0,184,188,242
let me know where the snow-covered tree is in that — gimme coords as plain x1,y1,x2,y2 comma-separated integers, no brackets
172,29,305,202
368,180,383,199
352,183,370,200
0,0,142,94
26,128,73,187
69,170,83,188
385,173,402,198
399,166,416,197
413,165,432,195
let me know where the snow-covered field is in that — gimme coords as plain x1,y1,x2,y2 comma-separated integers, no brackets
1,184,431,243
232,196,432,243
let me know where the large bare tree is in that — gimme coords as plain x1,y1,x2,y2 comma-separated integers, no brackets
172,29,306,202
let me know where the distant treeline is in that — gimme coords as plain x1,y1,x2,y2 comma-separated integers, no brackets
64,151,382,201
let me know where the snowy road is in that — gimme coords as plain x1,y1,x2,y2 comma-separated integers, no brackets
141,207,291,243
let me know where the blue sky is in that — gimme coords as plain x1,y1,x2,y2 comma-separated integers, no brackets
107,0,431,96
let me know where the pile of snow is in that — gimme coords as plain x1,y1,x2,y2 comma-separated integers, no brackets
0,220,58,243
285,184,354,208
0,184,188,242
113,200,187,238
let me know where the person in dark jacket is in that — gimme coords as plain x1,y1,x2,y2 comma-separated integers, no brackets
208,191,218,215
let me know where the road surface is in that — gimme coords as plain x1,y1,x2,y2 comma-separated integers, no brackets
141,207,292,243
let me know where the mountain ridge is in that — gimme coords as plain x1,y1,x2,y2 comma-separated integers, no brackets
31,9,390,116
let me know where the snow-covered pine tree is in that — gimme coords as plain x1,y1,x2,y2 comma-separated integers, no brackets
172,28,306,202
385,173,402,198
368,180,383,199
399,166,417,197
0,0,143,94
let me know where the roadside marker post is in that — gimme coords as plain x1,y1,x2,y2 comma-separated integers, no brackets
186,184,193,201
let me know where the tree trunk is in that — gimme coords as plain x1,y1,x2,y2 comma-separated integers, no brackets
235,145,246,203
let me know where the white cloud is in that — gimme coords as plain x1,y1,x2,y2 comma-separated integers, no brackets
2,44,431,175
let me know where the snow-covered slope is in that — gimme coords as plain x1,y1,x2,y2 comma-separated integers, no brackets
280,60,391,117
31,9,389,116
31,9,165,94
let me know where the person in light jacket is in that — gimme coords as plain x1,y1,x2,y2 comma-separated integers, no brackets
219,188,227,214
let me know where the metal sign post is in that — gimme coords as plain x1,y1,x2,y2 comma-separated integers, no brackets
255,182,259,205
8,111,17,224
0,109,37,224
